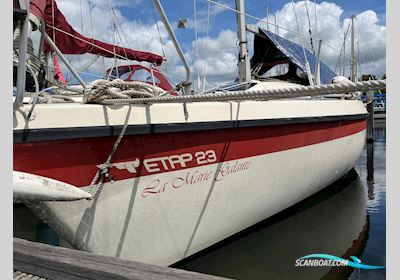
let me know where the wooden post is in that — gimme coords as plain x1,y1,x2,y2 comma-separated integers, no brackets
367,142,374,193
366,90,374,142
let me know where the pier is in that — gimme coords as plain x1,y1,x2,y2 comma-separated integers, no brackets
13,238,228,280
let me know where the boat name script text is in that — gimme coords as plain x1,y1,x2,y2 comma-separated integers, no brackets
141,160,252,198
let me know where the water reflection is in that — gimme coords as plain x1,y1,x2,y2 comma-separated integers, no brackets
352,127,386,280
367,142,374,200
177,170,368,280
357,126,386,213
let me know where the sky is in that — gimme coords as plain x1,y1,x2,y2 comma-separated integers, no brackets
46,0,386,89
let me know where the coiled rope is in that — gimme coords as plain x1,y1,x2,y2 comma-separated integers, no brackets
84,79,165,103
93,79,386,105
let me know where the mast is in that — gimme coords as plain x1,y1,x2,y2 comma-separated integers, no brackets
14,0,35,111
235,0,251,83
152,0,192,94
14,15,32,111
351,15,356,82
314,39,322,85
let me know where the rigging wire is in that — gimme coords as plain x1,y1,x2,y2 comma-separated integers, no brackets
49,0,56,83
354,18,383,94
106,0,132,62
342,31,346,76
354,17,381,78
334,20,351,74
204,0,350,59
108,0,149,73
202,1,211,92
51,0,55,42
193,0,200,91
264,1,269,31
304,0,315,54
174,0,193,85
291,1,314,85
112,30,118,76
151,2,166,59
102,56,106,77
88,1,95,38
107,0,130,48
47,26,143,61
107,9,119,80
176,0,192,57
149,1,168,84
357,40,361,81
127,1,140,50
313,0,317,37
77,0,86,71
80,0,84,33
150,0,168,75
77,54,101,74
106,0,139,77
87,1,97,77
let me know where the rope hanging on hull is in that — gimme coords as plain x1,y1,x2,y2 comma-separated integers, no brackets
88,104,132,199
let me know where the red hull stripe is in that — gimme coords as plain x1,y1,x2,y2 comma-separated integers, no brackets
14,119,366,187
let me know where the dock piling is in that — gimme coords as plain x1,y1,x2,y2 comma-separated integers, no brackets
366,90,374,142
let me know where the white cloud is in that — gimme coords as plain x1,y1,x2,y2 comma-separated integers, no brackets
256,1,386,77
188,29,238,90
184,0,234,33
33,0,385,89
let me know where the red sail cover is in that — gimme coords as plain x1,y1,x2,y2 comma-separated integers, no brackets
29,0,164,65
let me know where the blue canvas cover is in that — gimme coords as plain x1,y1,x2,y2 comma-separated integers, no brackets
251,28,337,84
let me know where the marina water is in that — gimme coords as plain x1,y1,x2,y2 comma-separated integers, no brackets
176,125,386,280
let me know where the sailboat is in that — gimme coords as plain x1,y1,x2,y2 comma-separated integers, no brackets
13,0,384,266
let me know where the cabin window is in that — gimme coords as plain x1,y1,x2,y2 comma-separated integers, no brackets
261,63,289,78
296,68,308,79
119,71,132,80
130,69,160,83
109,67,130,79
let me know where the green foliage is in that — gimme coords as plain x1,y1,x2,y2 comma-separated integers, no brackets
361,74,377,81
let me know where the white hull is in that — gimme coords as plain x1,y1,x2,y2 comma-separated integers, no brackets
28,129,365,266
14,96,367,266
